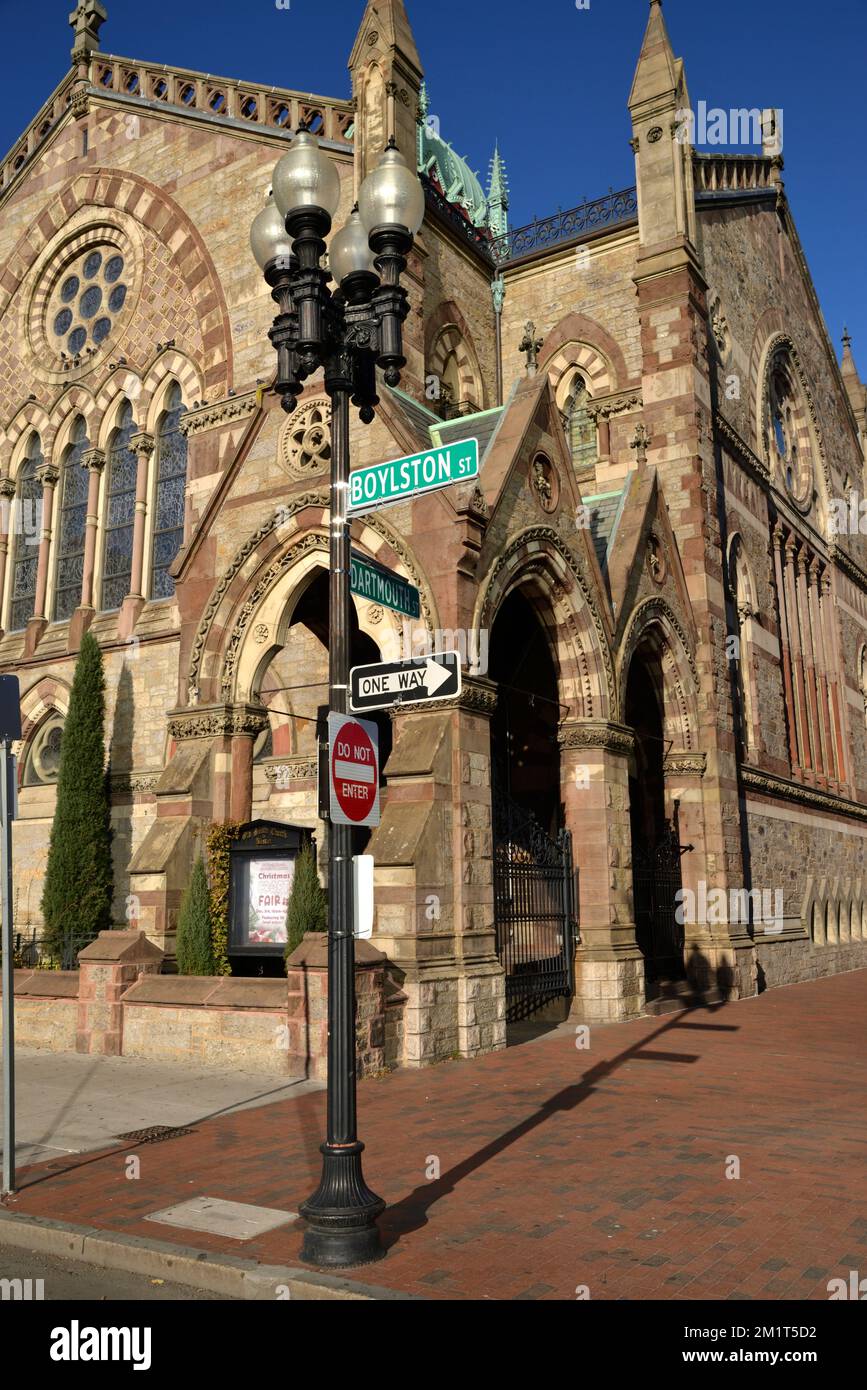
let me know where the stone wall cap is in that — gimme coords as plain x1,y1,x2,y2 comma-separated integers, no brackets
286,932,388,969
77,930,166,965
120,975,221,1006
9,970,79,998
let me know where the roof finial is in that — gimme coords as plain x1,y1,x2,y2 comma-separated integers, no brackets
68,1,108,63
843,325,852,350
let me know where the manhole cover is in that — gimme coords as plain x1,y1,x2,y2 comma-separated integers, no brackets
114,1125,195,1144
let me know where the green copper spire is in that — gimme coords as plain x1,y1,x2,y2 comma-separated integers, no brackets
487,142,510,236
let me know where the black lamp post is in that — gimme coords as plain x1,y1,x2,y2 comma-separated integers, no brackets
251,130,424,1267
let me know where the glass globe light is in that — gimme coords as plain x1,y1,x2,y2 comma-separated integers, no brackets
358,140,425,236
330,207,377,285
272,130,341,221
250,193,294,269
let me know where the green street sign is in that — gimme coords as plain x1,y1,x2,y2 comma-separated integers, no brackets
348,437,479,515
350,551,420,619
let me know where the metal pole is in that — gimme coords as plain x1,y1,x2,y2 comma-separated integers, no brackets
1,739,15,1195
299,379,384,1267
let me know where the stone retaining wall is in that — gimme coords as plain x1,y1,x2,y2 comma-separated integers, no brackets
1,930,406,1079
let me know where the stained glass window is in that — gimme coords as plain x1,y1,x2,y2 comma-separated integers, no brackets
101,400,138,611
9,433,43,632
151,382,187,599
49,251,127,358
567,374,596,471
53,417,89,622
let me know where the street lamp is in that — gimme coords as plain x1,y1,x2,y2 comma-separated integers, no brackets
251,129,423,1268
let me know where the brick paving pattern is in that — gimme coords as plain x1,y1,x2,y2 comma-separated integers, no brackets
7,970,867,1300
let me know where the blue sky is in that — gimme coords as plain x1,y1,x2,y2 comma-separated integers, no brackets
2,0,865,367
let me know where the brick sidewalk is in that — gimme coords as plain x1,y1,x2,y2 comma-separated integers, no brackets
6,970,867,1300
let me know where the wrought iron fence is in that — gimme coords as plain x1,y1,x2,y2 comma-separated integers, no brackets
491,186,638,266
492,790,577,1022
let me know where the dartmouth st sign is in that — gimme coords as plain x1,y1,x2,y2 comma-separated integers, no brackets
347,437,479,515
350,551,420,620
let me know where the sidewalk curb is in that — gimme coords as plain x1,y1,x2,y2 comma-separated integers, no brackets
0,1209,422,1301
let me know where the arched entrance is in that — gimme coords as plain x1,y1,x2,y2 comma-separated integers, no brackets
488,588,576,1021
625,637,686,992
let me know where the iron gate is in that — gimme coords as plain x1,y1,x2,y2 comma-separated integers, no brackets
632,823,686,983
492,791,577,1022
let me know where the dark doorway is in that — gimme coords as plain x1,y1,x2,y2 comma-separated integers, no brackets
488,589,576,1022
625,643,685,992
489,589,561,833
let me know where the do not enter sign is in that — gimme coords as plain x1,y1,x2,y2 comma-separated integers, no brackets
327,712,380,828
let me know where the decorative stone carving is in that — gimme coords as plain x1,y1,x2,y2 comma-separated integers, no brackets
663,751,707,777
279,396,331,480
530,454,558,513
647,126,664,143
646,533,666,585
178,393,257,437
558,720,635,755
741,766,867,822
518,321,543,376
253,623,269,644
586,389,642,423
264,758,318,784
168,705,269,741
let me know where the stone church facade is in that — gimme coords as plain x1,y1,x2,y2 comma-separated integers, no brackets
1,0,866,1065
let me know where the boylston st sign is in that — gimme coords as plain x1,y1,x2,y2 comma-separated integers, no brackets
347,437,479,515
350,550,420,619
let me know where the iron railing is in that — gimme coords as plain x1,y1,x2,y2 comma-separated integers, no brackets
491,186,638,266
492,790,577,1022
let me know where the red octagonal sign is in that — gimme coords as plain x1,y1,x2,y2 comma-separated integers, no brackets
328,711,380,828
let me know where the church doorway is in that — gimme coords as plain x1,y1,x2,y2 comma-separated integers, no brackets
625,640,686,992
488,589,576,1021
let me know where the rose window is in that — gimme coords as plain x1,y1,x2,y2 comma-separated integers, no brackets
48,248,129,359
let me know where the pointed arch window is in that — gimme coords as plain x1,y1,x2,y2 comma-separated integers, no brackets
101,400,137,611
9,433,43,631
53,417,90,622
151,383,187,599
566,373,596,471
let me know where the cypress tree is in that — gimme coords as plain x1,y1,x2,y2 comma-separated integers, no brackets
41,631,113,962
175,855,215,975
284,842,327,961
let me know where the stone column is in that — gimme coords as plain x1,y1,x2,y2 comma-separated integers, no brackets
783,535,811,775
797,547,825,783
559,719,644,1023
0,476,16,633
821,571,850,791
68,447,105,651
808,557,835,789
25,461,59,656
367,678,505,1064
118,431,154,640
771,525,799,771
229,733,255,823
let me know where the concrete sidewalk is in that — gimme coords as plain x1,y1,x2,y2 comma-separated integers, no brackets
3,970,867,1300
0,1047,321,1166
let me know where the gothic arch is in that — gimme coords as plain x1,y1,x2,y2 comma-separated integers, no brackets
750,324,833,510
426,300,485,410
538,311,630,394
43,384,98,460
143,351,202,431
95,371,146,451
474,526,614,721
185,493,439,706
618,597,700,751
1,400,51,477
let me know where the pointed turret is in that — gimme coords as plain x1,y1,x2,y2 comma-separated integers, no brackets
841,329,867,450
487,143,509,237
348,0,423,184
628,0,698,263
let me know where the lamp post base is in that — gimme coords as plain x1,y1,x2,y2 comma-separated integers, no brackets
299,1140,386,1268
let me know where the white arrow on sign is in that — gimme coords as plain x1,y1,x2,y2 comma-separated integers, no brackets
357,657,451,701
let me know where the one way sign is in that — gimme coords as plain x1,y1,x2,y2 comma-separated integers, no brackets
350,651,462,713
